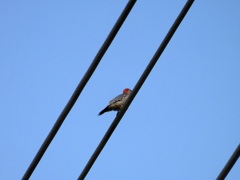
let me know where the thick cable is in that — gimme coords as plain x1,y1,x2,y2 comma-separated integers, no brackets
78,1,194,179
216,144,240,180
22,1,137,179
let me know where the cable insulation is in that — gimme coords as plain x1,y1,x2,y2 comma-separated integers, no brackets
22,1,137,179
78,1,194,179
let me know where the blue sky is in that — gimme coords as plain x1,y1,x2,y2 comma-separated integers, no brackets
1,0,240,179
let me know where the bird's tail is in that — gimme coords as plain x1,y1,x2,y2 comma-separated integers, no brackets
98,106,111,116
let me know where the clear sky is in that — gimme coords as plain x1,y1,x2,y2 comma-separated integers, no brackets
1,1,240,179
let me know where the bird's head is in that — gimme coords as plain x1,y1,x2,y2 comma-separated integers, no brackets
123,88,132,95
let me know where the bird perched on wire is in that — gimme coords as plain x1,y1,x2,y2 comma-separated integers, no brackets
98,88,132,116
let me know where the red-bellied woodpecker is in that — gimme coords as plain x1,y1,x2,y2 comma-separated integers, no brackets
98,88,132,116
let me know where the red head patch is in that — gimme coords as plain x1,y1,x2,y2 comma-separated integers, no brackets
123,88,131,94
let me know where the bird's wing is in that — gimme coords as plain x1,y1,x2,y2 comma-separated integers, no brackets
109,94,126,105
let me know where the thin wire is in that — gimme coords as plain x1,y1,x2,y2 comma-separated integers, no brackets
22,1,137,179
216,144,240,180
78,1,194,179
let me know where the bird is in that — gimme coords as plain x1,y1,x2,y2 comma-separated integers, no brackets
98,88,132,116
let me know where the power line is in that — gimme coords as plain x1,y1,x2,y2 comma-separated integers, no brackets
217,144,240,180
77,0,195,179
22,1,136,179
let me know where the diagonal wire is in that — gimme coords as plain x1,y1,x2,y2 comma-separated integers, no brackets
217,144,240,180
22,1,137,179
78,0,195,179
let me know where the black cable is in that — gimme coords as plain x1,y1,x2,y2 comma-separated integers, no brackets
22,1,136,179
78,1,194,179
217,144,240,180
